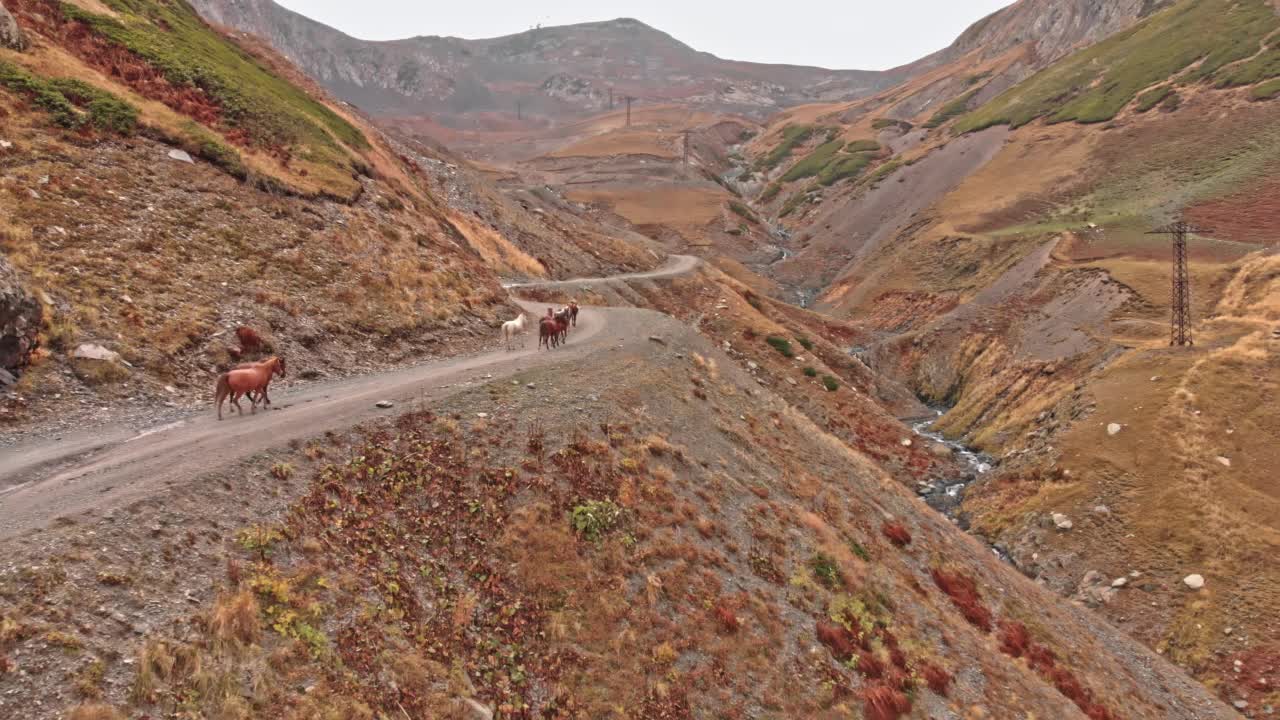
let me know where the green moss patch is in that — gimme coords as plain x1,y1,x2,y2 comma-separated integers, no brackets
59,0,367,170
0,61,138,133
957,0,1280,131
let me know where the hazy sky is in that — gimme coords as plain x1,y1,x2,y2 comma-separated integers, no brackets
276,0,1015,70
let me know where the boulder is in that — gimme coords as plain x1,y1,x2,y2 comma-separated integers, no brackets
1106,423,1122,436
72,343,124,364
167,148,194,163
0,256,42,374
1183,574,1205,590
1052,513,1074,531
0,2,28,52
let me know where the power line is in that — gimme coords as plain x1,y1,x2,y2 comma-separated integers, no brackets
1146,221,1210,346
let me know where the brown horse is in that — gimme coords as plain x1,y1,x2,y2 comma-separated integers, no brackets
568,301,579,327
540,314,567,349
215,356,286,420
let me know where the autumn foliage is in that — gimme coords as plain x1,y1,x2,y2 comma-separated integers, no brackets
930,567,992,632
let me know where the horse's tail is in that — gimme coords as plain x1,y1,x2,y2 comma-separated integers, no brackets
214,372,230,419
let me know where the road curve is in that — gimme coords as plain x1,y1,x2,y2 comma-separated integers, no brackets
0,256,700,540
501,253,700,289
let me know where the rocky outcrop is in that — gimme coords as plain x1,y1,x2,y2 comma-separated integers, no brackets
1,1,28,51
900,0,1165,74
0,256,41,378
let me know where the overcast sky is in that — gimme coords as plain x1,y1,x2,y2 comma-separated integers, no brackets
275,0,1015,70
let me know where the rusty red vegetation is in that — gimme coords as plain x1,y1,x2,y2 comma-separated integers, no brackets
816,620,857,662
862,683,912,720
922,663,952,696
714,604,740,634
1216,646,1280,708
236,326,263,351
930,568,993,632
9,0,229,130
857,650,884,679
997,621,1120,720
881,521,912,547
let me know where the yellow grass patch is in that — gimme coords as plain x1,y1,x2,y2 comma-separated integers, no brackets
565,185,725,228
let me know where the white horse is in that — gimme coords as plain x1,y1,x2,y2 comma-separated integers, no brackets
501,312,529,350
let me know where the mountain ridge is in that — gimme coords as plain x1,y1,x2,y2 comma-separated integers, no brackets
189,0,899,125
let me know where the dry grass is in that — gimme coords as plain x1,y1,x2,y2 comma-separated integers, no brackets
66,704,125,720
207,590,261,652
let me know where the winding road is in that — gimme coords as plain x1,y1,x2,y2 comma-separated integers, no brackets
0,255,700,540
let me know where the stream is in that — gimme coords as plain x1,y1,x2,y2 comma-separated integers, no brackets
909,413,1012,563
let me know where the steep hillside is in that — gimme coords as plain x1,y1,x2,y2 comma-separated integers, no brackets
0,0,656,432
0,265,1236,719
737,0,1280,704
186,0,898,127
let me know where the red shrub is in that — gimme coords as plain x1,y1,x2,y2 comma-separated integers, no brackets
714,604,740,634
930,568,993,632
856,650,883,679
922,663,952,696
816,621,857,661
998,620,1031,658
881,521,912,546
861,683,911,720
889,646,908,669
1000,620,1118,720
236,326,264,351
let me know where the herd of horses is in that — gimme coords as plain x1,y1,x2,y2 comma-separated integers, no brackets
215,300,581,420
502,301,578,351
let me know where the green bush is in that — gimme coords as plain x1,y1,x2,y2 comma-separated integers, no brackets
759,183,781,203
848,540,871,562
755,124,817,171
797,337,814,351
844,139,880,153
871,118,913,131
817,153,874,186
571,500,623,541
1251,77,1280,100
781,139,844,182
1134,86,1173,112
861,159,903,187
810,554,841,587
803,366,818,377
0,61,138,133
924,89,978,128
728,200,757,223
821,375,839,392
766,336,794,358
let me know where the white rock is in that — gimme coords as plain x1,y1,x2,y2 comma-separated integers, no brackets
167,149,194,163
1052,513,1073,530
747,361,758,370
374,400,394,408
1111,577,1128,588
1106,423,1122,436
0,140,11,149
786,377,797,386
900,438,912,447
1183,574,1205,590
475,412,488,418
1215,456,1231,467
72,343,122,363
1093,504,1111,515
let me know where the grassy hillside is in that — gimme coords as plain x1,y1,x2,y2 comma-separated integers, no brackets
5,0,371,195
957,0,1280,131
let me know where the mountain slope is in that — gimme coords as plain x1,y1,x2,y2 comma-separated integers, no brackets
187,0,898,127
736,0,1280,704
0,0,661,431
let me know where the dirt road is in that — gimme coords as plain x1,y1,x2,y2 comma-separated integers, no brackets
0,255,700,540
